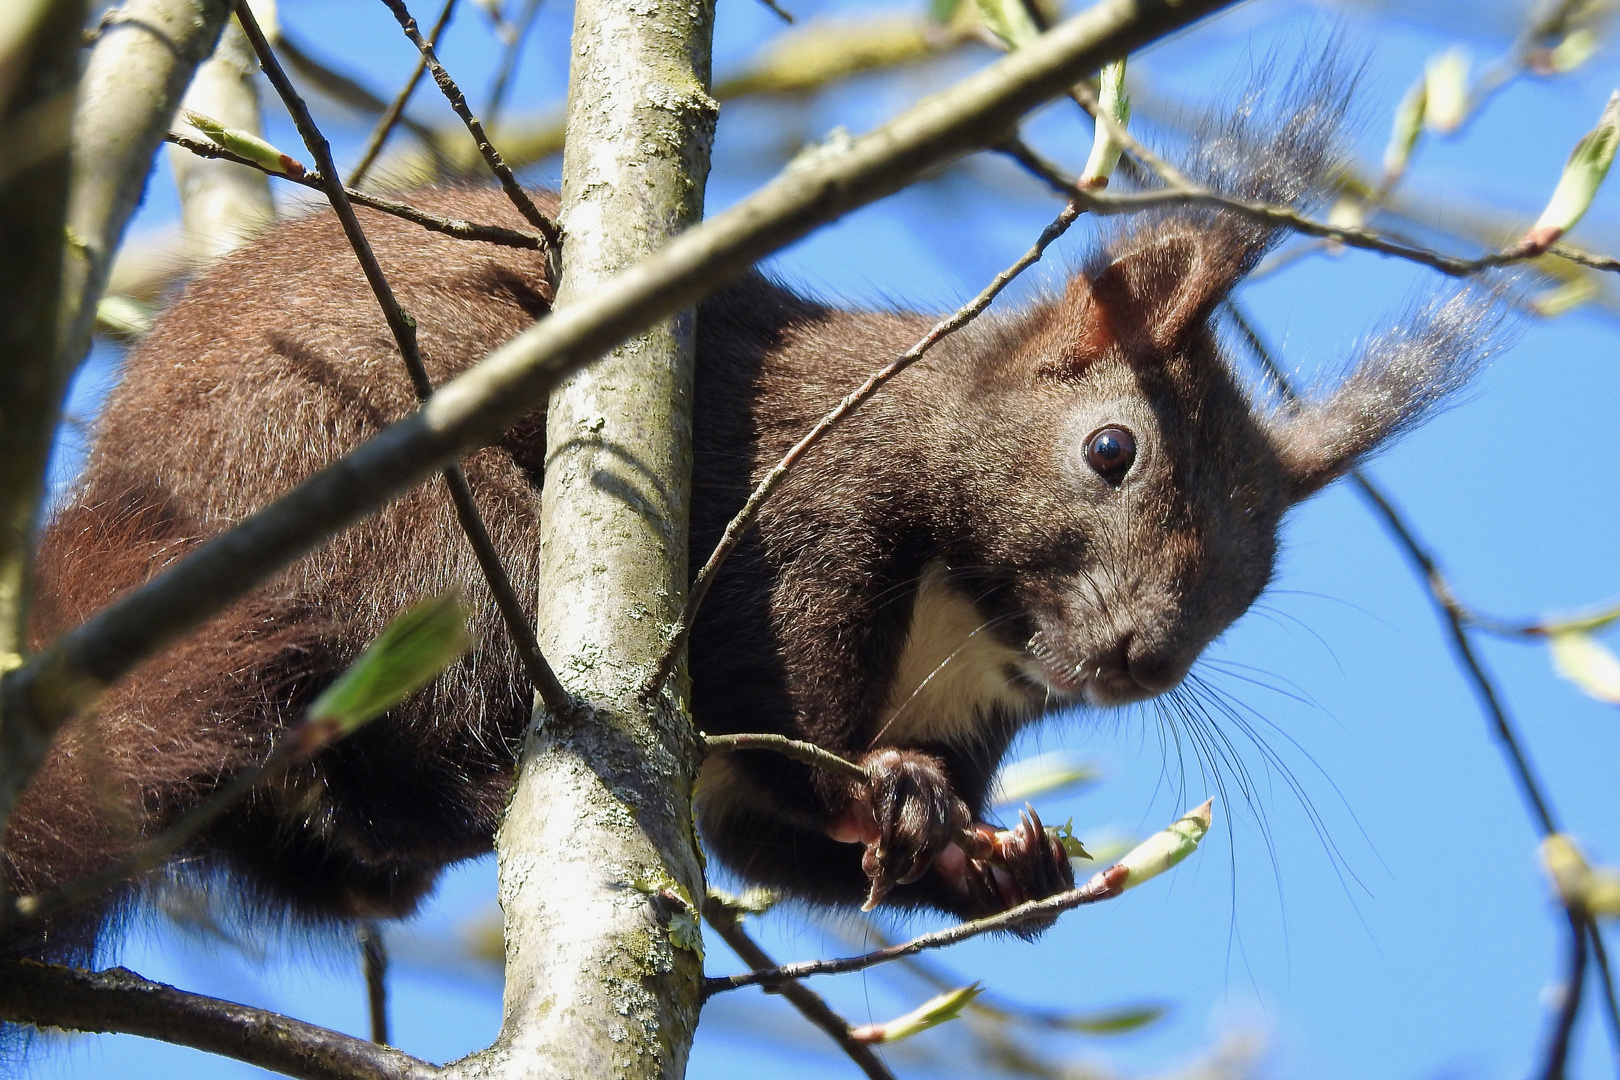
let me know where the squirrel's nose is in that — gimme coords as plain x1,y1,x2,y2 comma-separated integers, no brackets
1124,636,1187,694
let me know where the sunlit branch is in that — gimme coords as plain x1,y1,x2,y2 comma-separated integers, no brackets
165,133,544,248
0,962,440,1080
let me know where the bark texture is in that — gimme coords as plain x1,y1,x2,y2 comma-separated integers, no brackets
448,2,718,1077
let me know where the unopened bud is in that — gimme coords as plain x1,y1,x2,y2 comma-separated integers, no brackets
1384,77,1427,183
850,983,982,1044
182,109,306,178
297,592,473,756
1548,627,1620,704
1522,91,1620,253
1081,800,1213,898
1423,47,1471,134
1079,60,1130,190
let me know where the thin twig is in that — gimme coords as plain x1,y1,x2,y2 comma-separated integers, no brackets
358,922,390,1046
702,863,1127,997
483,0,543,129
1542,907,1590,1080
1222,301,1562,837
0,961,440,1080
644,197,1084,696
702,898,894,1080
703,733,867,785
1590,919,1620,1075
165,133,543,249
1000,137,1620,281
272,29,444,151
752,0,795,23
377,0,562,261
237,0,573,719
350,0,458,188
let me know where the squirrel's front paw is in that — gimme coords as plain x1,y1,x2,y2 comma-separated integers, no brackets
952,806,1076,933
830,749,971,911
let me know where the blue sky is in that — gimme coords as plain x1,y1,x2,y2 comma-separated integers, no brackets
26,0,1620,1077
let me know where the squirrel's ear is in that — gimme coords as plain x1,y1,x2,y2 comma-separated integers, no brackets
1268,292,1502,500
1066,230,1248,360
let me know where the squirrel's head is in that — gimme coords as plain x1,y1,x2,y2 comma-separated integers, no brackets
936,60,1501,709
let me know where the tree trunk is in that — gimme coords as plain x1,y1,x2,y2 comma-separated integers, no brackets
449,2,717,1077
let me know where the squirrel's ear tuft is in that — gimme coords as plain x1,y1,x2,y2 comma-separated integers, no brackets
1267,290,1507,500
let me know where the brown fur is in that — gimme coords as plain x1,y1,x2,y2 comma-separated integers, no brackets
5,73,1500,960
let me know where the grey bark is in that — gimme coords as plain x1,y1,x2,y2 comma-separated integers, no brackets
448,2,718,1077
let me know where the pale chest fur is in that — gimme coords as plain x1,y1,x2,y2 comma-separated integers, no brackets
868,560,1042,750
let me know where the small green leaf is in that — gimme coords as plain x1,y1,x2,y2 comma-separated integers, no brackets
1054,818,1091,861
851,984,983,1044
668,908,704,957
302,592,474,750
1549,629,1620,704
1543,599,1620,635
182,109,307,178
929,0,965,23
1049,1003,1169,1034
973,0,1039,49
990,750,1102,805
1527,91,1620,248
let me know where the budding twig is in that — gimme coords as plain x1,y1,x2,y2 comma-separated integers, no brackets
702,864,1129,997
165,132,544,249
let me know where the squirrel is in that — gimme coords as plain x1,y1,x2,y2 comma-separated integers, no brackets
3,64,1498,966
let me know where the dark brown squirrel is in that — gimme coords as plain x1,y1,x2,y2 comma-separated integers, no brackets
4,66,1498,965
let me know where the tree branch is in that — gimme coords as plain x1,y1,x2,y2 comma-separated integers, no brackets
0,962,440,1080
646,196,1084,694
377,0,561,260
349,0,456,188
0,0,1238,849
165,133,544,248
1003,137,1620,281
703,865,1129,997
0,0,86,796
0,0,234,840
703,733,868,785
456,0,718,1074
1540,908,1589,1080
701,898,896,1080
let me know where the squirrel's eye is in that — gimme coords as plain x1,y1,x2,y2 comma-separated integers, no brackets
1085,426,1136,481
